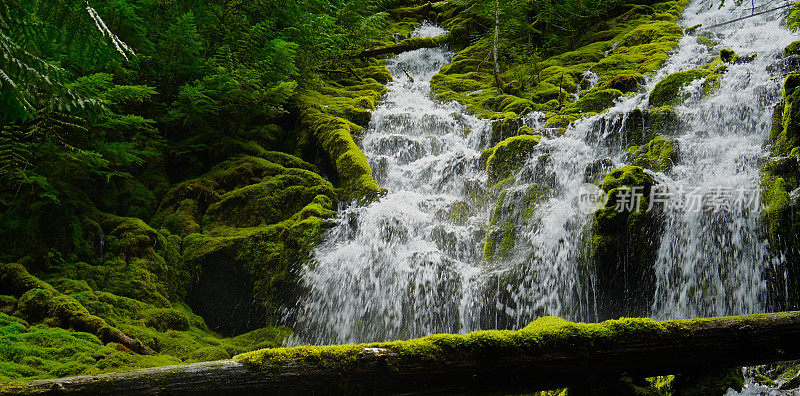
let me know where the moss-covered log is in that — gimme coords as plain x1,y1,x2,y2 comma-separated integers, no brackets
5,312,800,395
358,35,449,58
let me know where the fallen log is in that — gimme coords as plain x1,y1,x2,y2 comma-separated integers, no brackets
389,2,435,20
4,312,800,395
358,35,449,58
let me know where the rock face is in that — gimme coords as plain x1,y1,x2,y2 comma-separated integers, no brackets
155,155,336,335
592,165,661,320
764,62,800,310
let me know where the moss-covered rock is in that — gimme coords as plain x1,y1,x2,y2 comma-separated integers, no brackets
592,166,660,319
487,114,525,146
0,263,155,355
649,49,740,107
613,106,681,146
762,53,800,309
141,308,190,332
649,69,710,107
627,135,680,172
774,72,800,155
0,312,179,382
482,135,542,185
603,74,645,93
564,89,624,113
786,41,800,57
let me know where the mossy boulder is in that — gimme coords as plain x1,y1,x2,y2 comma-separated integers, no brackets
603,74,645,93
487,114,525,147
613,106,681,146
649,69,710,107
141,308,190,332
785,41,800,57
183,196,334,335
649,49,740,107
203,172,334,229
0,294,16,314
592,166,660,319
0,312,179,381
482,134,542,185
628,135,680,172
564,89,624,114
150,154,337,335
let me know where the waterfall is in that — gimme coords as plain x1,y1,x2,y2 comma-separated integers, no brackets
290,23,490,344
291,1,798,345
650,0,797,319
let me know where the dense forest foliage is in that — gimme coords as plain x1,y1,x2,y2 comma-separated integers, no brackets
2,0,800,393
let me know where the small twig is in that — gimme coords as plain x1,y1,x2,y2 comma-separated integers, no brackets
401,67,414,83
704,2,792,29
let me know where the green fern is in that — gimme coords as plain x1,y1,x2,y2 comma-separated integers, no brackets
0,0,134,122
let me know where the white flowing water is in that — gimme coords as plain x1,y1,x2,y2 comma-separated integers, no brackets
291,23,490,344
650,0,797,319
291,1,797,345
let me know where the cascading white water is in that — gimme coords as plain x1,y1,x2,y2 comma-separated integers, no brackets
487,0,797,325
650,0,798,320
291,1,798,345
291,23,490,344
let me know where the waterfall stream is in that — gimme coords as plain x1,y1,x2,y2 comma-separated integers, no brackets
291,2,798,346
650,0,797,319
291,23,489,344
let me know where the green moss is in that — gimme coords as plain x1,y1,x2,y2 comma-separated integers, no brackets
649,49,740,107
0,295,16,315
774,72,800,155
603,74,645,93
649,69,710,107
671,368,744,396
546,114,584,129
484,221,517,261
301,111,385,202
235,313,767,376
592,166,660,319
430,0,687,118
0,312,178,382
627,135,679,172
564,89,623,114
762,68,800,303
203,171,334,229
786,41,800,57
483,135,542,184
448,201,471,225
0,263,148,351
141,308,190,332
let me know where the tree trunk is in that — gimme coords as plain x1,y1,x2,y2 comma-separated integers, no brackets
4,312,800,395
492,0,505,93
